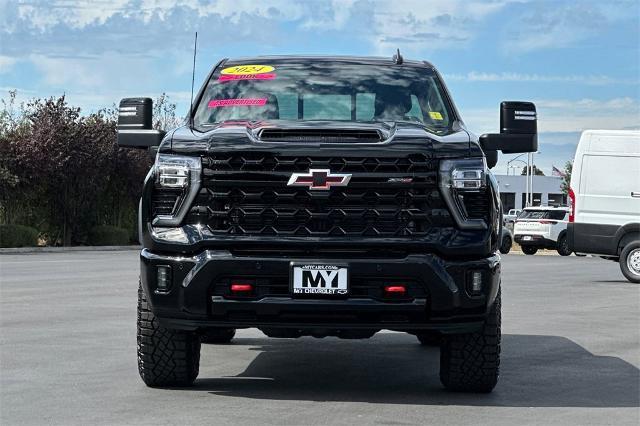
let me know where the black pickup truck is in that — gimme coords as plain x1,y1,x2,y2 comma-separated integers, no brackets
118,55,537,392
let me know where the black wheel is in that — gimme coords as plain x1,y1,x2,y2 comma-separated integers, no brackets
500,236,512,254
201,328,236,344
416,331,441,346
137,283,201,387
440,290,501,393
556,234,572,256
522,245,538,255
619,241,640,283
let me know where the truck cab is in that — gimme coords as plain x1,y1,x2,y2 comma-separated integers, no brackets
119,55,538,392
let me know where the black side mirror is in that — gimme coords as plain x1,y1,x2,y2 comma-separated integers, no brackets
479,101,538,154
485,149,498,169
117,98,166,148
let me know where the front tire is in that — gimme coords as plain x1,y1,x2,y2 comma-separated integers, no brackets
440,290,501,393
556,234,572,256
522,245,538,255
137,283,201,387
620,241,640,283
500,236,512,254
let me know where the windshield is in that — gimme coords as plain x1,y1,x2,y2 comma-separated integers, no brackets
193,60,454,131
519,210,567,220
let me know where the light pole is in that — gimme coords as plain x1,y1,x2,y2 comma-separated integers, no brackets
507,152,539,208
507,159,527,176
506,154,528,176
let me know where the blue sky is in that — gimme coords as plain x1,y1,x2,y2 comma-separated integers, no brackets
1,0,638,174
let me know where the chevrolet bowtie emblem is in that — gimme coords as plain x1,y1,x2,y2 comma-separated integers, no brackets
287,169,352,190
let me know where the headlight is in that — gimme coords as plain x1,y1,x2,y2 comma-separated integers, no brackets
152,154,201,227
155,154,201,189
440,158,486,192
439,158,488,230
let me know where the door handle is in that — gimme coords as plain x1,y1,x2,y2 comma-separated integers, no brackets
632,192,640,198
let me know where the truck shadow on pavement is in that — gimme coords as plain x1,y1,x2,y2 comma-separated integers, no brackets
190,333,639,407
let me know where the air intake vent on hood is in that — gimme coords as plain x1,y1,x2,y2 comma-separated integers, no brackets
259,128,383,143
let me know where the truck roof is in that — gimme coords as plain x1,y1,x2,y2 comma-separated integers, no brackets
221,55,435,69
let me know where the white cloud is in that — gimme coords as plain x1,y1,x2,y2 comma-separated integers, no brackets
0,55,17,73
462,97,640,136
445,71,633,86
11,0,305,31
29,53,156,89
502,2,634,52
5,0,516,57
300,0,358,30
368,0,515,53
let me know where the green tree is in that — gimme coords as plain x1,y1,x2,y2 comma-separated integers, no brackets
521,165,545,176
560,160,573,195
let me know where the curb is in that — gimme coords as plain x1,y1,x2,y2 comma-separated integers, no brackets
0,245,141,254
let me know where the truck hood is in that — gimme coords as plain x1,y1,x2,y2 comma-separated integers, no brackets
162,120,481,158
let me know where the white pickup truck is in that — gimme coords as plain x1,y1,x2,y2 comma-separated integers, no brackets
513,206,571,256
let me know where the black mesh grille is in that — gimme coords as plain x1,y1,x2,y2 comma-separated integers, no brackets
460,192,490,220
186,153,458,238
204,153,434,173
151,190,182,216
259,128,383,143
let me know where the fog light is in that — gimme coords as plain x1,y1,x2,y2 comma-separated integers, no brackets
471,271,483,294
157,265,172,291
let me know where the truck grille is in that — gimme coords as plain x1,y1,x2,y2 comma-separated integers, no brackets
151,190,182,216
205,153,434,173
461,192,490,220
185,153,457,238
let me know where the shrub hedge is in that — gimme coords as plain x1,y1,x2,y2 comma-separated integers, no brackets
0,224,39,247
88,225,130,246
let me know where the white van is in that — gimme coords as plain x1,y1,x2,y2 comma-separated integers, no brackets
567,130,640,283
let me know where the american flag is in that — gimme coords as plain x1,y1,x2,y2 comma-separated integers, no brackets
552,166,566,177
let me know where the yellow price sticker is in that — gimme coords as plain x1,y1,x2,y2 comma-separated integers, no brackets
221,65,275,75
429,111,443,120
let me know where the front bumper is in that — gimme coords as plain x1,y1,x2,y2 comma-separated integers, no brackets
140,249,501,334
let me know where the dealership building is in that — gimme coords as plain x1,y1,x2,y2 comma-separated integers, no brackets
493,174,566,212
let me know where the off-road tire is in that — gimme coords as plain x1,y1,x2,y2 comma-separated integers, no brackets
556,234,572,256
416,331,442,346
619,241,640,284
439,290,501,393
201,328,236,344
137,283,201,387
522,245,538,255
500,236,512,254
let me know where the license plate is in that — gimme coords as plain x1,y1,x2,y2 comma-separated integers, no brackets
522,236,532,241
291,264,348,296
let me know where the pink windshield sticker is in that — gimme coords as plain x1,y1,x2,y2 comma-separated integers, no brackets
208,98,268,108
218,73,276,82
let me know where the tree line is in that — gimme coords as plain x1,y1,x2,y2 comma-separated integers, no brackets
0,91,179,246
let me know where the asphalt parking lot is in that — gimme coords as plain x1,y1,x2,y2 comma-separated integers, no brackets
1,251,639,425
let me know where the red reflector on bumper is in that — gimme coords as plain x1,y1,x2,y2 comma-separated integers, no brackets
384,285,406,294
231,283,253,292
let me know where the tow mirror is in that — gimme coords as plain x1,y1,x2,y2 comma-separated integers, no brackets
117,98,165,148
479,101,538,154
485,150,498,169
